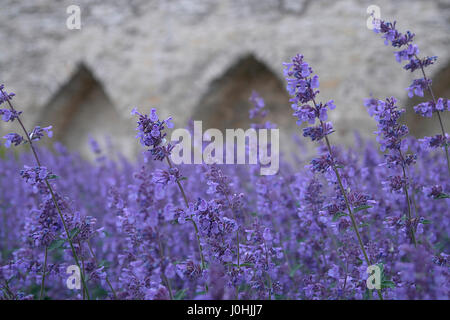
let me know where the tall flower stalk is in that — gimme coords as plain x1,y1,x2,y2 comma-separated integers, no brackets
365,97,417,246
132,108,207,282
0,85,90,299
283,55,383,299
372,18,449,175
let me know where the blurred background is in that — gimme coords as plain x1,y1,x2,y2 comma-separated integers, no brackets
0,0,449,160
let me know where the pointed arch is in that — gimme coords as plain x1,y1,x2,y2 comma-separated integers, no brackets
38,63,136,159
193,54,293,132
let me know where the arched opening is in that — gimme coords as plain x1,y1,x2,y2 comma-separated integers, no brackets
38,64,137,160
192,55,296,157
405,61,450,138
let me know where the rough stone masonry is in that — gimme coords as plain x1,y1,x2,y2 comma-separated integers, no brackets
0,0,449,159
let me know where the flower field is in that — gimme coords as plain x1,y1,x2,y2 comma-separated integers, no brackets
0,17,448,300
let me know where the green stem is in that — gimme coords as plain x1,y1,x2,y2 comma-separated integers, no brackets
80,253,86,300
165,156,207,292
87,240,118,299
398,151,417,247
414,54,450,175
323,135,383,300
47,183,90,299
314,105,383,300
1,89,90,299
39,246,48,300
1,282,14,300
236,230,240,299
263,240,273,300
156,231,174,300
165,156,206,268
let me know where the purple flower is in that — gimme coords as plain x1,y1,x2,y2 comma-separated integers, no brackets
310,153,335,173
88,136,102,155
249,91,267,119
132,108,174,161
435,98,450,112
152,167,182,185
420,134,449,149
403,56,437,73
387,175,407,192
284,55,338,144
0,109,21,122
347,191,374,208
311,75,320,89
29,126,53,141
406,78,431,98
263,228,273,242
20,166,51,185
414,101,433,118
425,185,444,199
3,133,24,148
283,54,319,106
372,19,434,73
365,97,409,152
197,198,208,212
394,44,419,63
413,99,449,118
0,85,15,105
302,122,334,141
292,104,316,125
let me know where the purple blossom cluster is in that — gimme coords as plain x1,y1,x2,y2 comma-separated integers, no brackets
0,16,449,300
414,98,450,118
0,119,448,299
283,54,336,142
373,20,435,72
132,108,174,161
372,17,449,169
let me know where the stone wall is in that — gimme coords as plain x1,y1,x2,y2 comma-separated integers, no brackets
0,0,449,158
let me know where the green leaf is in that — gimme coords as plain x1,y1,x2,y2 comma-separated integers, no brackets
249,211,258,217
360,222,370,228
92,286,108,299
363,287,373,300
48,239,66,251
376,263,385,274
435,193,450,199
289,264,302,278
332,212,348,222
174,288,187,300
381,280,396,289
296,237,306,243
335,164,345,169
239,263,254,268
179,177,188,181
69,227,81,240
47,174,59,180
421,219,432,225
353,205,373,213
99,260,111,268
355,257,363,266
376,263,396,289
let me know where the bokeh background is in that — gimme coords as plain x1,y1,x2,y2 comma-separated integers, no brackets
0,0,449,160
